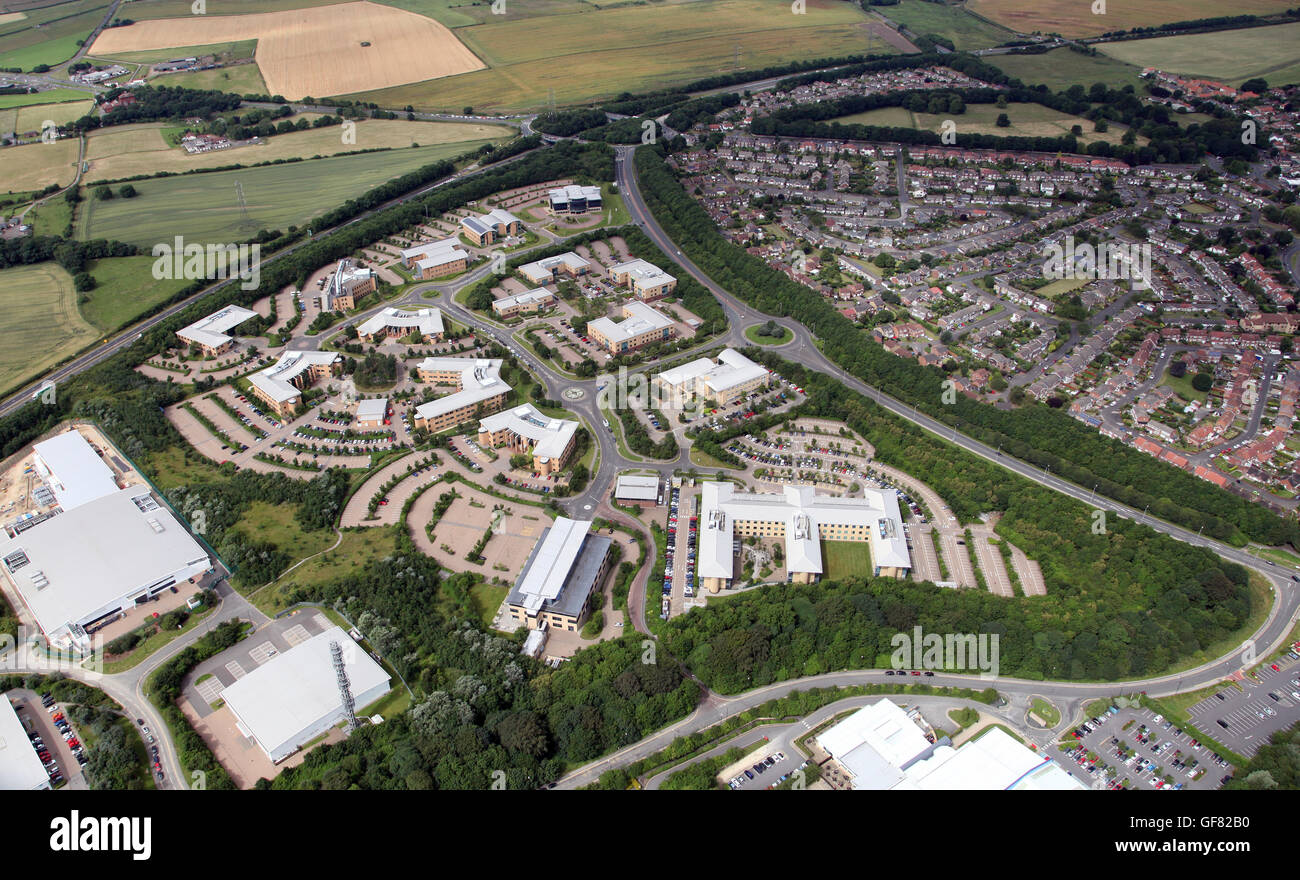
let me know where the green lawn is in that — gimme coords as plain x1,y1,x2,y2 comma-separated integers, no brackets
1029,697,1060,726
251,525,399,613
470,581,507,628
744,323,793,345
76,140,504,247
882,0,1013,51
77,255,195,332
25,197,72,237
1159,367,1208,403
689,446,741,470
1037,277,1091,299
821,540,874,581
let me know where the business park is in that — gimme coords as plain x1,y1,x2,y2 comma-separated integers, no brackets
0,428,212,652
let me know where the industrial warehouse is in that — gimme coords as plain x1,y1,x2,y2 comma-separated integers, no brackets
0,432,210,652
220,626,391,764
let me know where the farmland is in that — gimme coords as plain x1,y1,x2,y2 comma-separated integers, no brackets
87,0,485,100
1098,22,1300,87
0,0,110,70
344,0,890,111
74,137,504,247
80,118,511,182
0,262,97,395
0,87,91,108
966,0,1294,39
0,94,92,136
89,38,259,64
987,47,1146,92
878,0,1013,50
2,137,79,192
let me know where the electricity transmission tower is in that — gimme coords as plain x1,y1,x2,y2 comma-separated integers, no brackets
331,640,359,733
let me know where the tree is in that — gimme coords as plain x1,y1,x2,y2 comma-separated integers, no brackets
93,185,113,200
73,272,97,292
118,184,137,198
1169,360,1187,379
1241,78,1268,94
1192,372,1213,393
995,113,1011,128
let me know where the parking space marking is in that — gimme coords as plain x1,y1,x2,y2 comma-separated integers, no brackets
195,677,225,706
312,613,331,633
282,624,310,648
225,660,246,680
249,642,279,665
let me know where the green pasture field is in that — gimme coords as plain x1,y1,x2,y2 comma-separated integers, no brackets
0,0,111,69
988,47,1147,92
1099,22,1300,87
77,255,195,332
880,0,1013,50
0,262,98,394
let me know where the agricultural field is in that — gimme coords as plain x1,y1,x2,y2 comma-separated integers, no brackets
833,101,1141,146
24,193,71,235
150,61,268,95
967,0,1293,39
80,117,510,182
76,254,195,332
344,0,890,111
987,47,1147,91
87,0,486,99
0,95,92,136
0,87,91,108
75,137,503,247
0,0,111,70
88,38,258,64
1099,22,1300,87
878,0,1013,50
0,262,97,395
1,137,79,192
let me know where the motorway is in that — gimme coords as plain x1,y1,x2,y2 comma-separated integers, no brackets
3,136,1299,789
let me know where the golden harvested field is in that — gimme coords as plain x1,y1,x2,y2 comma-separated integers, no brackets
967,0,1293,39
87,0,484,99
0,10,26,23
82,118,511,180
1,138,79,192
0,262,97,395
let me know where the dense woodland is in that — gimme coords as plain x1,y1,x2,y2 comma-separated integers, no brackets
634,145,1300,548
1224,722,1300,789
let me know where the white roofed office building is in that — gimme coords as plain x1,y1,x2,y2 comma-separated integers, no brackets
506,518,613,631
492,287,556,319
32,430,119,512
356,307,444,344
653,348,769,407
697,483,911,593
614,474,660,507
548,184,602,215
354,398,389,429
248,351,342,419
400,238,469,280
518,252,591,286
587,301,675,355
0,697,51,790
413,358,510,433
460,208,522,247
477,404,578,475
176,305,258,356
221,627,391,763
0,488,211,651
607,259,676,302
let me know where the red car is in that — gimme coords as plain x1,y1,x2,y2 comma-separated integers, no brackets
910,670,921,676
1272,663,1281,671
